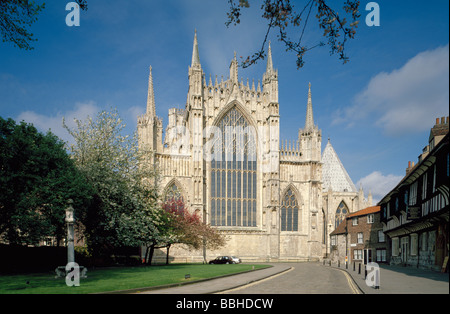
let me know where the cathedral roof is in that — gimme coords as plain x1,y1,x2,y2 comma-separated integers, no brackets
322,139,357,193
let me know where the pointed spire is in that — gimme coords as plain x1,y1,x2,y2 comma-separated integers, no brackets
191,30,201,67
304,82,315,131
230,51,238,83
147,66,156,117
266,41,274,73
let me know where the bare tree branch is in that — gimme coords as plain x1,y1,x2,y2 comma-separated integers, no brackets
0,0,88,50
226,0,361,69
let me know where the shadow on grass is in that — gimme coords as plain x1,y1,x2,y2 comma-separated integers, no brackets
0,263,270,294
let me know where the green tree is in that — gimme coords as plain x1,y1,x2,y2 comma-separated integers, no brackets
0,0,45,50
63,108,162,257
0,116,92,246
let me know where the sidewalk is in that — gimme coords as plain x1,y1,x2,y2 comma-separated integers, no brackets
328,261,449,294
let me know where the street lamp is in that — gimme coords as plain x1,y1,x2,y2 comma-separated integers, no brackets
55,199,87,283
65,199,75,265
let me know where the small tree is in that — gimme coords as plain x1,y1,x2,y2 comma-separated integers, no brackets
63,108,160,258
159,198,226,265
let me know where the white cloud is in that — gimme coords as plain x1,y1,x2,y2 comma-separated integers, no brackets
334,44,449,136
127,105,145,123
357,171,403,204
17,102,99,145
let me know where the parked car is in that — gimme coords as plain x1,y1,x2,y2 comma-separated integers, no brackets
230,256,241,264
209,256,240,264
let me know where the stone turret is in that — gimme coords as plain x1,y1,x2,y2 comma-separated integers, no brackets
138,66,162,153
299,83,322,162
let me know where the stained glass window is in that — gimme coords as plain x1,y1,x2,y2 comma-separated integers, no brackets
164,183,184,212
335,201,348,229
165,183,183,202
281,188,299,231
210,107,257,227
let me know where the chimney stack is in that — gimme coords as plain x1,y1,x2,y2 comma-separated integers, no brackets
406,161,413,176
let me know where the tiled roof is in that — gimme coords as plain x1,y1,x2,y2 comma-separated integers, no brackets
330,206,381,236
347,206,380,218
330,219,347,236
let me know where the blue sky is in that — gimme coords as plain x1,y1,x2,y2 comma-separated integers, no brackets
0,0,448,203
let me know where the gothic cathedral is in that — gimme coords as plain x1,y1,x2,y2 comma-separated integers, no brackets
138,32,372,262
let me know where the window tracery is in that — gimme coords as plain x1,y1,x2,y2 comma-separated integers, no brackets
335,201,348,228
281,188,299,231
210,107,257,227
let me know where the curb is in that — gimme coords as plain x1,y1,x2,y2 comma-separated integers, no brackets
328,265,365,294
211,266,294,294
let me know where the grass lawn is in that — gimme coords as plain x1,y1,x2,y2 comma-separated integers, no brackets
0,263,270,294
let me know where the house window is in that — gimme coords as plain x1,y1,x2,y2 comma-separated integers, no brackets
331,235,336,246
354,249,363,260
432,165,436,193
392,237,399,256
367,214,374,224
357,232,363,244
352,217,358,226
210,107,257,227
376,249,387,262
411,233,418,256
421,232,428,251
422,172,428,200
409,181,418,206
378,230,385,243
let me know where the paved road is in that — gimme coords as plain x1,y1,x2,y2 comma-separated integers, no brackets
139,262,360,294
219,263,360,294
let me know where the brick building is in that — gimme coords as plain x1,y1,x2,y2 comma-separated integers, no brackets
330,206,387,264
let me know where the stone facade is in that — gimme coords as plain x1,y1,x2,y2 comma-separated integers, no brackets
138,32,371,263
